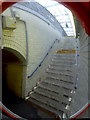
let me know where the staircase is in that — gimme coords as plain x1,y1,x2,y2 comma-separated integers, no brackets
26,50,77,119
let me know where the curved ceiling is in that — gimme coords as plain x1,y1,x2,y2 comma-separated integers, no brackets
0,0,90,36
35,0,76,36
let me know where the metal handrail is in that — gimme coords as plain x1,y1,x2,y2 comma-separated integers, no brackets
28,39,59,78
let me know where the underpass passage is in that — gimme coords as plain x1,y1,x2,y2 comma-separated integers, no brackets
27,37,77,119
2,49,23,106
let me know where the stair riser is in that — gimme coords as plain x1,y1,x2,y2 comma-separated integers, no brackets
37,85,72,98
46,77,74,84
29,98,63,116
52,57,75,61
30,93,68,113
51,60,76,64
51,61,75,66
40,82,74,92
48,66,73,72
46,69,73,76
46,71,73,79
50,63,74,68
34,90,71,105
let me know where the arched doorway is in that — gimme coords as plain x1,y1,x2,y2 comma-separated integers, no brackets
2,47,26,106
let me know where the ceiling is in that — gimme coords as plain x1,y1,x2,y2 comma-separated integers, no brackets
35,0,76,36
1,1,90,36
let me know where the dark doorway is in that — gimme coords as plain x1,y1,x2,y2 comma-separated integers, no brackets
2,49,24,107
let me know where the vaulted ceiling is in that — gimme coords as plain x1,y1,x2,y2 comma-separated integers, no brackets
0,0,90,36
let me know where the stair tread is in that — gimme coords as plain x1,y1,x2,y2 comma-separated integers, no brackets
38,82,73,97
53,54,76,57
41,81,74,90
29,92,68,113
34,87,58,97
50,63,74,68
45,78,74,91
46,69,73,76
46,76,74,84
28,97,63,116
27,50,76,117
34,88,70,105
52,56,75,61
51,59,75,64
51,61,74,65
48,66,73,72
45,78,73,86
38,84,58,94
46,70,73,78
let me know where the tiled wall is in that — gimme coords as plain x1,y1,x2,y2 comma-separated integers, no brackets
11,7,61,75
2,6,62,97
2,19,26,60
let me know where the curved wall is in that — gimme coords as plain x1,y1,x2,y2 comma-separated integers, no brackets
70,20,88,118
2,18,26,60
2,6,62,96
11,6,61,74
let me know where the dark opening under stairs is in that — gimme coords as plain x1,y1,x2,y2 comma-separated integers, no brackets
26,50,77,119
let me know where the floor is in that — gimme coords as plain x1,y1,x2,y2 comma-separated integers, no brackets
2,88,57,120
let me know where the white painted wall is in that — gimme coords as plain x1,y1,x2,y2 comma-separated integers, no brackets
11,7,61,74
2,6,62,97
70,22,88,117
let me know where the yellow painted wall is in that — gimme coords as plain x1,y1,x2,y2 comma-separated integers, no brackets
2,13,27,97
6,64,23,97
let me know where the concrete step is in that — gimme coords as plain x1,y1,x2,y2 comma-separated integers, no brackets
51,61,74,66
37,84,58,95
45,76,73,85
38,83,60,93
46,70,73,78
27,50,76,118
53,53,76,57
38,82,72,96
51,59,76,64
48,65,73,71
50,63,74,68
42,80,74,91
46,68,72,76
29,92,69,114
37,83,72,98
46,75,74,84
46,74,74,83
28,97,63,117
43,80,74,90
34,87,71,105
34,87,59,99
52,56,76,61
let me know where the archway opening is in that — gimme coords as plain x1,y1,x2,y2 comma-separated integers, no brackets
2,48,25,107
